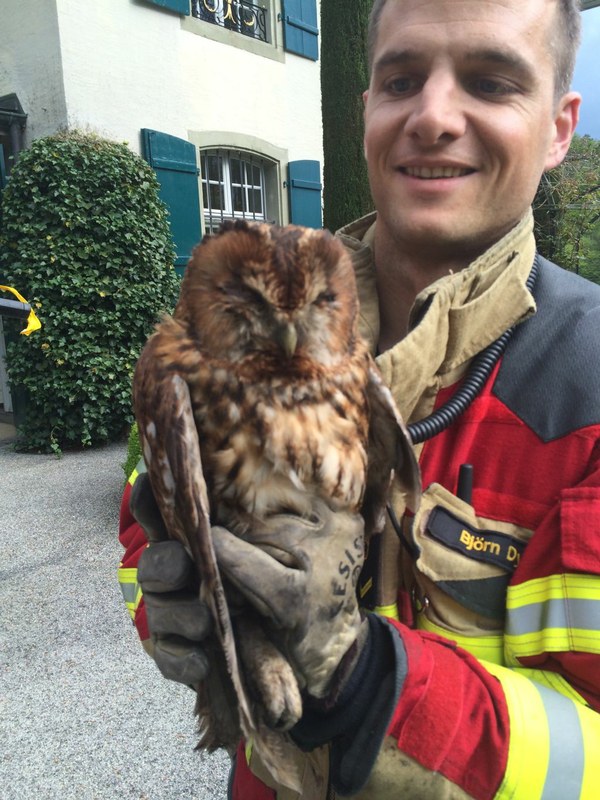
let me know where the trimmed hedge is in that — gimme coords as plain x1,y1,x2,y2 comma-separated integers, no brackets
0,130,179,452
122,421,143,485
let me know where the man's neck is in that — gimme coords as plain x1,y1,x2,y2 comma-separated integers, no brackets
374,230,472,351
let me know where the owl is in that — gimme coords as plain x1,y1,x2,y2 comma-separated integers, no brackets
133,219,419,789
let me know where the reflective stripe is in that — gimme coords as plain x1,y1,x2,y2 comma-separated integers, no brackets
576,699,600,798
118,566,142,620
483,661,600,799
514,668,588,706
486,662,550,799
506,575,600,660
128,456,147,486
508,598,600,636
536,683,584,800
127,468,139,487
418,614,505,664
374,603,399,621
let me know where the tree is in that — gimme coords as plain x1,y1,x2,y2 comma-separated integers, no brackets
580,223,600,285
0,130,179,452
533,134,600,281
321,1,373,232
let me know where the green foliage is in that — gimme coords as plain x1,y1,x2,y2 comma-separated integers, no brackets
580,224,600,286
321,1,373,232
0,130,179,452
122,421,143,484
534,134,600,282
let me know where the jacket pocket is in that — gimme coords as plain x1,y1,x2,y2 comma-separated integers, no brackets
560,486,600,574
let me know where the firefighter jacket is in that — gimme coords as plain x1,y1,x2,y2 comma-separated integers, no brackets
118,210,600,799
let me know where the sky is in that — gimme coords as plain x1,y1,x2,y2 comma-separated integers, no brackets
572,6,600,138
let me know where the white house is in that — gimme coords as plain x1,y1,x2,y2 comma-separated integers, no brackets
0,0,324,412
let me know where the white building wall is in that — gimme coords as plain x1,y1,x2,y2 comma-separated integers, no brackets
0,0,323,412
0,0,67,143
52,0,323,164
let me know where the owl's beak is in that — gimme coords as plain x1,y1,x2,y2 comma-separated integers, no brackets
276,323,298,358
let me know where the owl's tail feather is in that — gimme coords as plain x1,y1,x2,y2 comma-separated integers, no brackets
193,644,303,794
193,649,240,752
252,725,305,793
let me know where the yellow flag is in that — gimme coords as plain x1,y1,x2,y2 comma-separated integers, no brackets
0,285,42,335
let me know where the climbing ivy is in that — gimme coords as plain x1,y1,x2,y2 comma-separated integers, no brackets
0,130,179,452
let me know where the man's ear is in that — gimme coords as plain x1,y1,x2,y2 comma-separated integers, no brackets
544,91,581,171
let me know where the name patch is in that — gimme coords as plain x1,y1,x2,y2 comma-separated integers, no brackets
426,506,526,573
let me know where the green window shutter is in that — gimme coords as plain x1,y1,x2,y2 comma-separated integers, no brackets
141,129,202,275
142,0,190,13
288,160,322,228
281,0,319,61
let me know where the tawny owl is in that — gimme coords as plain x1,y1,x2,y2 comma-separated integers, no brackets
133,219,419,789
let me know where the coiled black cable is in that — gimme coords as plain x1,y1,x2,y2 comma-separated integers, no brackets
407,256,539,445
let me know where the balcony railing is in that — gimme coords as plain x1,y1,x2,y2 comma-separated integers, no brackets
191,0,269,44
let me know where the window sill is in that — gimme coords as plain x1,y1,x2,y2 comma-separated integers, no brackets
181,15,285,63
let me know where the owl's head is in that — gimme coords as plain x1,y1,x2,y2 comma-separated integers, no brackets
178,220,361,368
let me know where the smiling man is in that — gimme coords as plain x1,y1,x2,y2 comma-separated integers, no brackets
361,0,580,346
120,1,600,798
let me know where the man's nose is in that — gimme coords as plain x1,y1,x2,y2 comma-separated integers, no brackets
403,73,467,144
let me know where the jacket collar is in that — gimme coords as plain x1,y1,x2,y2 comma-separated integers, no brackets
338,211,537,421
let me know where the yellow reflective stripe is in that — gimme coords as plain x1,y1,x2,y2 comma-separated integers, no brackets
118,566,142,620
483,661,600,799
576,700,600,798
506,574,600,661
417,614,505,665
127,457,147,487
245,738,253,765
127,468,139,487
512,668,588,706
485,662,550,799
374,603,399,621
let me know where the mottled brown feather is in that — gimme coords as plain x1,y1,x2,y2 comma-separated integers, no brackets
133,220,420,790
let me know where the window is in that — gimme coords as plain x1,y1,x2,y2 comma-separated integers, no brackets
201,149,272,232
191,0,270,43
0,93,27,189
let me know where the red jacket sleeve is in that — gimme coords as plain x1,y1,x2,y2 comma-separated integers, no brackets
118,479,150,643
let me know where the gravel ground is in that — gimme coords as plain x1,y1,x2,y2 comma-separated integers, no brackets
0,440,231,800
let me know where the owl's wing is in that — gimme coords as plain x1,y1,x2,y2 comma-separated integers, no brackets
133,332,252,741
133,329,302,792
363,359,421,537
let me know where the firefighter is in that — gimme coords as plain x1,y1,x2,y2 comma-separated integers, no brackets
120,0,600,796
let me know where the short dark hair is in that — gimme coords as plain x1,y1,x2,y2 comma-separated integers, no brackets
367,0,582,100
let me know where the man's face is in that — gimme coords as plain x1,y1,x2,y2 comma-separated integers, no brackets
363,0,580,259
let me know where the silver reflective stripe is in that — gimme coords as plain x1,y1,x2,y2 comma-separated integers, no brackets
120,581,139,606
536,682,585,800
507,598,600,636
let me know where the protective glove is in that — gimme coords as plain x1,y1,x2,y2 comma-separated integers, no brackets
212,502,409,796
131,472,213,685
210,498,367,699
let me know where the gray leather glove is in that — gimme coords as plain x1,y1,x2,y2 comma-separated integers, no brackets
211,499,366,699
131,473,213,685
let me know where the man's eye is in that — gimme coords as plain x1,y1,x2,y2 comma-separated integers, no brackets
385,76,417,95
473,78,516,96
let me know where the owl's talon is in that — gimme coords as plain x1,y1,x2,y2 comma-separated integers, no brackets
236,614,302,731
260,659,303,731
